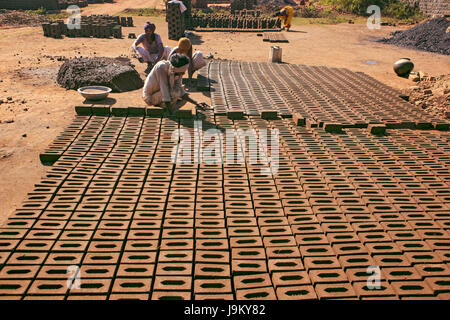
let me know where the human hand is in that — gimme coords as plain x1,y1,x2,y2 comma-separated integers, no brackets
196,102,210,111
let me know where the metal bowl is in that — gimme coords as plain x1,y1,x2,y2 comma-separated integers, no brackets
78,86,112,101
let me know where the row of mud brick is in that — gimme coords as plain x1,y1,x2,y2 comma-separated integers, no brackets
207,61,449,130
0,111,449,299
262,32,289,43
189,14,282,30
42,15,132,39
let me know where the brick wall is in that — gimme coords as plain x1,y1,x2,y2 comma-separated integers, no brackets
0,0,59,10
401,0,450,16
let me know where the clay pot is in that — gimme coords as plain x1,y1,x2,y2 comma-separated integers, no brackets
394,58,414,77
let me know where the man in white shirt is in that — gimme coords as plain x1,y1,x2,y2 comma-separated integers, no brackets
142,54,207,114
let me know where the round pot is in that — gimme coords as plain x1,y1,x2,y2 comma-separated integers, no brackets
393,58,414,77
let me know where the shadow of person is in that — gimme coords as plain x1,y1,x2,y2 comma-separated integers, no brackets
186,32,204,45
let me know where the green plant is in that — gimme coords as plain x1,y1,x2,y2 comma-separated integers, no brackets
319,0,425,20
26,6,47,15
121,8,164,17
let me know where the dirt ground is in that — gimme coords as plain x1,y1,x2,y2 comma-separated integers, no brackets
81,0,166,15
0,11,449,225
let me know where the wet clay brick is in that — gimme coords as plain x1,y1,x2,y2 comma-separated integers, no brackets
292,113,306,126
315,282,357,299
194,279,233,294
0,280,31,295
233,273,272,290
368,124,386,135
153,276,192,291
75,106,92,116
352,281,397,299
151,291,191,300
111,106,128,116
390,281,435,298
235,286,277,300
276,285,317,300
111,278,152,293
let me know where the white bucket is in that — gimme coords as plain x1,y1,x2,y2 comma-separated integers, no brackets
269,46,282,63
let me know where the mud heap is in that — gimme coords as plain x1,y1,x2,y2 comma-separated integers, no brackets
402,74,450,120
57,57,143,93
379,17,450,55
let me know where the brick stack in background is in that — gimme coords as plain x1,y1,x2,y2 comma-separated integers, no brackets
400,0,450,16
0,0,60,10
41,15,133,39
167,2,185,41
190,14,281,31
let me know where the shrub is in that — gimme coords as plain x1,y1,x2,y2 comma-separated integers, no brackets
320,0,424,19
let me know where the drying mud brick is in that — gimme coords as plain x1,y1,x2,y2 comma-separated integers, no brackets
57,57,143,93
128,106,146,116
111,106,128,117
91,105,110,116
147,107,165,118
292,113,306,126
227,111,245,120
368,124,386,135
323,123,343,133
75,105,92,116
175,109,193,119
261,110,278,120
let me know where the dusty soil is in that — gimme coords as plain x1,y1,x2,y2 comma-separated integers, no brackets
81,0,166,15
0,10,449,225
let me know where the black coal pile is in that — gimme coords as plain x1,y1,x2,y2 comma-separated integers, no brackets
379,17,450,55
57,57,143,92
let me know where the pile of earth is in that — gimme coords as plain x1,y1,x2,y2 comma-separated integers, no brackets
401,74,450,120
0,9,51,27
379,17,450,55
57,57,144,93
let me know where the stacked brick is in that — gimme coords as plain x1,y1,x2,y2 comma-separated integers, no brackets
208,61,449,130
167,2,185,41
0,106,449,299
191,14,281,31
400,0,450,16
41,15,132,39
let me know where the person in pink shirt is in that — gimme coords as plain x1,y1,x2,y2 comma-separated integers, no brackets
132,22,171,74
